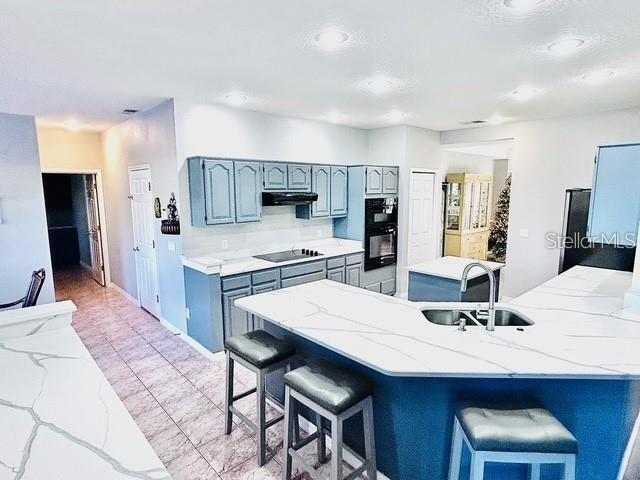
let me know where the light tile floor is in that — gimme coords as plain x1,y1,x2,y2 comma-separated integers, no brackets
54,268,304,480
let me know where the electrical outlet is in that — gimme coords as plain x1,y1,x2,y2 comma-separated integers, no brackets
185,308,190,320
222,239,229,249
317,229,322,238
519,229,530,238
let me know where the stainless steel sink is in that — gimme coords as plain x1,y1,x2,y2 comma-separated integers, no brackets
421,309,474,326
421,307,533,327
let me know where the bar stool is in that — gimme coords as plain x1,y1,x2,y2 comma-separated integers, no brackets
448,405,578,480
283,361,377,480
224,330,296,466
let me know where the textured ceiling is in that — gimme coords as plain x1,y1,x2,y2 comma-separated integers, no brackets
1,0,640,131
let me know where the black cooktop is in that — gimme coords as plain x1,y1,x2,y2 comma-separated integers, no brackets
253,249,323,263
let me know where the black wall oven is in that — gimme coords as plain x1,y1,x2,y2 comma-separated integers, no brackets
364,197,398,271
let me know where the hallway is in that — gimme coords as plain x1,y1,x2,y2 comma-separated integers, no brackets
54,268,285,480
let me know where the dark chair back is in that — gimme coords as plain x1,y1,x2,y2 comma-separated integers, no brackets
22,269,46,307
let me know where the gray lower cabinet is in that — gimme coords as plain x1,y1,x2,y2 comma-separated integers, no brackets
327,267,345,283
312,166,331,217
251,280,278,329
364,283,381,293
330,166,348,216
362,265,396,295
346,263,361,287
222,286,253,340
234,161,262,223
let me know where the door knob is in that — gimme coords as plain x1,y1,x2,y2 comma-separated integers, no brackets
133,246,140,252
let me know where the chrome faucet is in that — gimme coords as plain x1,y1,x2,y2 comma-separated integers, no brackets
460,262,497,332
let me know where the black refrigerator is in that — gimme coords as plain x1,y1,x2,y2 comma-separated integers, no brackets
559,188,636,273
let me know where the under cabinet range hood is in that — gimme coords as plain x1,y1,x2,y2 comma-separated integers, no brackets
262,192,318,206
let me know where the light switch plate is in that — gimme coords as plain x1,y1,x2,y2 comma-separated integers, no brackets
222,239,229,249
519,229,530,238
167,241,176,252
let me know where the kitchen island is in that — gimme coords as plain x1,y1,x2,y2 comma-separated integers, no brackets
0,301,170,480
235,266,640,480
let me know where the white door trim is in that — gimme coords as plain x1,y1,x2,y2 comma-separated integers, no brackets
41,167,111,286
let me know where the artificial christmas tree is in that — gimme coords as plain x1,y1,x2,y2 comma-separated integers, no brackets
488,174,511,262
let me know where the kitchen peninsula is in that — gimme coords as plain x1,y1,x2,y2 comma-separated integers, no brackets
235,266,640,480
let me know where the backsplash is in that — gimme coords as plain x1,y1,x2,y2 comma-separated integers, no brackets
185,206,334,258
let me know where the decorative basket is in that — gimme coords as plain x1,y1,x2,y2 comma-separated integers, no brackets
161,219,180,235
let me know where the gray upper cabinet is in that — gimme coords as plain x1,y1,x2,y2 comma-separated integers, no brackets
311,166,331,217
203,159,236,225
330,166,348,216
288,164,312,192
263,163,288,190
382,167,399,194
365,166,383,195
234,161,262,223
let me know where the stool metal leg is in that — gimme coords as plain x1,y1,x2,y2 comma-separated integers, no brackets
363,397,377,479
469,454,485,480
224,351,234,435
316,413,326,463
564,455,576,480
528,463,541,480
448,418,463,480
331,416,343,480
256,369,267,466
283,386,294,480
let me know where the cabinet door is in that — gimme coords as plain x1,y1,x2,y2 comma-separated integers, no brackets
222,287,252,340
234,161,262,223
288,164,312,192
346,263,361,287
203,159,235,225
364,282,381,293
311,166,331,217
263,163,288,190
382,167,399,194
365,166,383,195
330,166,348,216
327,267,345,283
251,281,278,329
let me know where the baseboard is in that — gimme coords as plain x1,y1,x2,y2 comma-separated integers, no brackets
107,282,139,306
158,317,223,363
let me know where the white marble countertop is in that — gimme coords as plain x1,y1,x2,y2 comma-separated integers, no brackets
235,266,640,379
182,238,363,277
407,256,504,280
0,302,170,479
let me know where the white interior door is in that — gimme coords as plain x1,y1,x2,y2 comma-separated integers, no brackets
408,171,438,265
85,174,105,286
128,167,160,318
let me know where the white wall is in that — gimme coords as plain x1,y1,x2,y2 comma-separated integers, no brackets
367,125,443,295
441,150,495,176
0,112,55,304
173,100,369,257
102,100,186,330
441,107,640,297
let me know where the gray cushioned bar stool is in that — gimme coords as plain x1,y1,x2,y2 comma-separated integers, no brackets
224,330,296,466
448,405,578,480
283,362,377,480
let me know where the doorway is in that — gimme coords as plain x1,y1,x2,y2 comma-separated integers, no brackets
128,165,161,318
41,172,107,286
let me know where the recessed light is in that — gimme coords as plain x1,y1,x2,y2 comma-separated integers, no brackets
224,93,248,106
314,29,350,51
486,114,508,125
546,38,585,56
385,110,406,123
327,111,344,123
365,76,395,95
509,86,544,102
581,69,616,85
64,117,81,131
504,0,544,11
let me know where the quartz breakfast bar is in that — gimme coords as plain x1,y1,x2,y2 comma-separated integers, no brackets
0,301,170,480
235,266,640,480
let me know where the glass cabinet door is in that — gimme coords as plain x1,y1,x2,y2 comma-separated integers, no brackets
446,183,461,230
463,182,473,230
479,182,490,228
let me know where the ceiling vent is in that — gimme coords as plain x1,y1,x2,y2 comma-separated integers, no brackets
459,120,487,126
121,109,139,115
